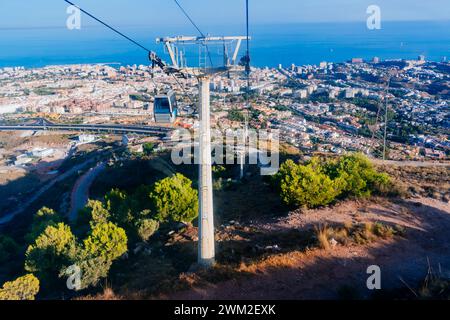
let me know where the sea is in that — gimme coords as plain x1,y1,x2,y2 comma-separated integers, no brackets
0,21,449,69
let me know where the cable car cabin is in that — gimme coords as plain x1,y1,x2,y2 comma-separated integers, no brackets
153,91,178,123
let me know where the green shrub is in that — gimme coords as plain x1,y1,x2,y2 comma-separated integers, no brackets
143,142,155,155
62,222,128,290
0,235,19,264
275,159,340,208
67,255,113,291
99,186,152,237
127,185,153,216
105,188,131,226
0,274,40,300
56,222,128,291
25,223,78,284
136,219,160,242
150,173,198,223
325,153,391,198
25,207,62,244
78,200,110,228
274,154,392,209
212,165,227,178
83,222,127,261
372,173,396,195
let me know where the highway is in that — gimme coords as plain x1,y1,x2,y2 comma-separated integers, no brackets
0,123,172,136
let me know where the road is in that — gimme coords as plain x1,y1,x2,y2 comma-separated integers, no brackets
68,162,106,222
0,123,172,136
0,158,98,225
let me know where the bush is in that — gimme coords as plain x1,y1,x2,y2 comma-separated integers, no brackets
150,173,198,223
58,222,128,290
275,159,340,208
0,235,19,264
372,174,400,196
25,207,62,244
105,189,131,226
0,274,40,300
136,219,160,242
143,142,155,155
83,222,127,261
127,185,153,217
274,154,392,208
67,222,127,289
67,255,113,291
325,153,391,198
78,200,111,228
25,223,78,284
85,186,154,242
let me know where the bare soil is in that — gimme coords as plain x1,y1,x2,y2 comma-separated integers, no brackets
160,197,450,300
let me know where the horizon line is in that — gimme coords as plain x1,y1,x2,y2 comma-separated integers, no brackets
1,19,450,31
1,57,448,71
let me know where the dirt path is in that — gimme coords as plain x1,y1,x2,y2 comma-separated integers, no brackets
163,197,450,300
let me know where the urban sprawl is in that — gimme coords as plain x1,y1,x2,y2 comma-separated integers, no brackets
0,56,449,169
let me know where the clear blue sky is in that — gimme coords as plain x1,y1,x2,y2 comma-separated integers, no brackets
0,0,449,29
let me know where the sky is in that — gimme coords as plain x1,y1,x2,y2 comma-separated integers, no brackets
0,0,449,29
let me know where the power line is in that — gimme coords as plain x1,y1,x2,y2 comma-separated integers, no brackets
65,1,149,53
64,0,166,70
173,0,205,38
173,0,214,68
63,0,195,104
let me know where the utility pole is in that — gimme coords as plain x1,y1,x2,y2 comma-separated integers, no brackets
383,76,391,161
369,75,392,160
383,93,389,161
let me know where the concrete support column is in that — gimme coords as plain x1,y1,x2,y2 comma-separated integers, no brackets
198,76,215,267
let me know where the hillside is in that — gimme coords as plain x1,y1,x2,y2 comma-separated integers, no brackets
81,161,450,300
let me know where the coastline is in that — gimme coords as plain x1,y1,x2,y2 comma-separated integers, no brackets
0,57,448,72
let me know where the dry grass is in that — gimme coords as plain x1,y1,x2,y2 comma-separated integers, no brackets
377,164,450,201
372,222,395,239
313,221,400,249
238,221,404,276
238,251,309,274
77,287,123,300
315,225,331,250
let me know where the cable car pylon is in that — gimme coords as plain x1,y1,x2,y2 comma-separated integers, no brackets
156,35,250,267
